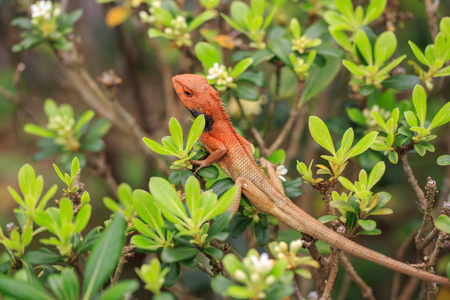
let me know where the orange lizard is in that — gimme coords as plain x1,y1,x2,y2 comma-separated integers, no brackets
172,73,450,286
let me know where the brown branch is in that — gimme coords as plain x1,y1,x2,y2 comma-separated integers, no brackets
340,254,375,300
302,235,328,295
416,177,438,250
423,0,440,40
286,101,310,166
112,245,134,284
293,275,306,300
266,80,305,155
391,230,416,300
147,38,179,123
398,277,420,300
322,248,341,299
197,262,215,277
400,153,426,208
337,273,352,300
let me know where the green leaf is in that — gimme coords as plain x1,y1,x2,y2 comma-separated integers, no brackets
187,10,217,31
233,85,259,101
356,229,381,236
428,102,450,130
230,58,253,78
203,246,223,260
437,155,450,166
347,107,367,126
73,205,91,233
0,274,54,300
82,214,126,300
330,200,357,213
268,38,293,67
308,116,335,155
162,247,199,263
143,137,178,156
185,114,205,152
211,275,234,296
344,131,378,160
149,177,187,223
168,118,183,150
71,157,80,179
229,1,250,27
97,280,139,300
195,42,221,69
335,0,354,20
152,7,173,27
435,215,450,234
290,18,301,38
381,75,421,90
412,84,427,126
301,53,341,102
23,248,63,264
363,0,387,24
356,30,373,66
408,41,430,67
374,31,396,66
318,215,339,223
24,124,56,138
210,178,235,198
84,118,111,141
11,17,34,29
75,226,102,255
201,185,238,222
197,165,219,179
342,60,366,76
74,110,95,134
357,219,376,231
235,71,265,86
367,161,385,189
132,190,164,236
414,144,427,156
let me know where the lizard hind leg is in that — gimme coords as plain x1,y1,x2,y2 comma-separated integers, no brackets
259,158,285,196
234,177,277,215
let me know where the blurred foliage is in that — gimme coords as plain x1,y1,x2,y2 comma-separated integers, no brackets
0,0,449,299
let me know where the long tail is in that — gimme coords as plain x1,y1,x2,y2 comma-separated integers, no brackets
273,200,450,286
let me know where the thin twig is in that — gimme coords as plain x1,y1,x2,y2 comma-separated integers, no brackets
337,273,352,300
197,262,214,277
112,245,134,284
340,254,375,300
423,0,440,40
322,248,341,299
302,236,328,295
286,101,310,166
398,277,420,300
401,153,426,208
391,230,416,300
267,80,305,155
293,275,306,300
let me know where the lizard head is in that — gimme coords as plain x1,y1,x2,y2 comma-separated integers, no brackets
172,74,220,118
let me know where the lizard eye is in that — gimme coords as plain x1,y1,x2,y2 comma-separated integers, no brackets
198,107,203,112
184,90,193,97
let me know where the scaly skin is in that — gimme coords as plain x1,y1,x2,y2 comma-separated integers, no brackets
172,74,450,286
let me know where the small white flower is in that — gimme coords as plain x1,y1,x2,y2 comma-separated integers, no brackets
276,165,288,182
250,253,274,274
31,0,52,18
207,63,223,80
234,269,247,282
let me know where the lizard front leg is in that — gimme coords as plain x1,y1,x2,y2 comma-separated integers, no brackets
191,134,227,174
259,158,285,196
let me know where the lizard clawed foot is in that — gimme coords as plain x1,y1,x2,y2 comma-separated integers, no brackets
189,159,209,174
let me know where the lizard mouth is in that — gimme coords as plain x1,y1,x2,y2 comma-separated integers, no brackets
188,109,214,133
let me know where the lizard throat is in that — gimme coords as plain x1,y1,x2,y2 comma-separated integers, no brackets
188,109,214,132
